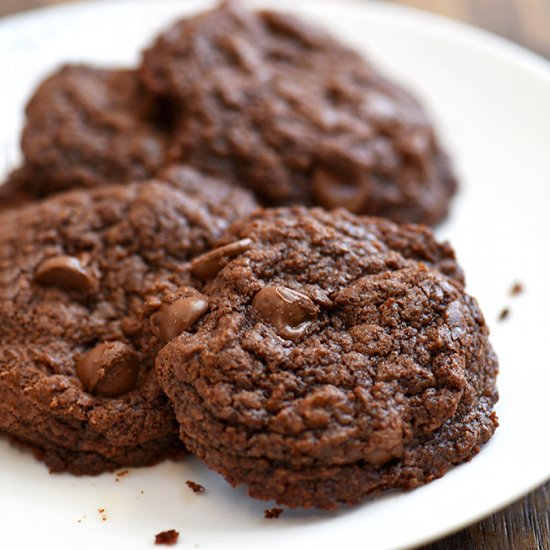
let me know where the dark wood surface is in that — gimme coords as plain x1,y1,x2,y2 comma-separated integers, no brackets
1,1,549,549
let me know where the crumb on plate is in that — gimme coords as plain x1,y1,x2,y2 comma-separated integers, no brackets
155,529,179,545
264,507,284,519
186,480,205,493
510,282,524,296
498,307,510,321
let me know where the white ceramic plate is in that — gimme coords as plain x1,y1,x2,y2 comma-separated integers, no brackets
1,1,549,549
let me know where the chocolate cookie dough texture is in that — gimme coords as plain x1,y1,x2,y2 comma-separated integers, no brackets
3,1,457,225
18,65,169,195
0,167,38,212
0,167,257,474
155,207,499,509
141,1,457,225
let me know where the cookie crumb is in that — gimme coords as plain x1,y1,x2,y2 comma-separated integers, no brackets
264,507,284,519
498,308,510,322
115,469,129,482
510,282,524,296
98,508,107,522
186,480,205,493
155,529,179,545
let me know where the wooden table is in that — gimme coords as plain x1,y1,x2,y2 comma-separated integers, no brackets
1,1,549,548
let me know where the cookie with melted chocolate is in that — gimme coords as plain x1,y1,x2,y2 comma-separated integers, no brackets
141,1,457,225
0,167,257,474
155,207,499,509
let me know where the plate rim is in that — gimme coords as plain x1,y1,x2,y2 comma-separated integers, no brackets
0,1,549,549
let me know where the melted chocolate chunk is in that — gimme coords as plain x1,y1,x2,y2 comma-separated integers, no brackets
252,286,317,340
77,342,139,397
190,238,253,280
150,295,209,342
156,207,498,510
34,255,97,294
0,170,257,475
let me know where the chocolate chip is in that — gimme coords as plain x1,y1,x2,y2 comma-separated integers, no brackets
34,255,97,293
364,449,394,466
312,168,369,212
252,286,317,340
121,316,142,337
150,295,209,342
77,342,139,397
190,238,253,280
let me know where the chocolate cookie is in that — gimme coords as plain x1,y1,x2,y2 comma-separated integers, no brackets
19,64,169,195
155,207,498,509
141,1,457,225
0,167,257,475
0,167,39,212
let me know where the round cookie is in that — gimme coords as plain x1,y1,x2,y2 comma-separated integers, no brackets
141,1,457,225
20,64,169,195
0,168,258,475
154,207,498,509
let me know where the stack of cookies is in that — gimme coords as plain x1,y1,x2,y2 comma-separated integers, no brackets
0,1,498,509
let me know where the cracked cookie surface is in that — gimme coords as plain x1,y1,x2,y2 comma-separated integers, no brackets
155,207,498,509
141,1,457,224
0,167,257,474
19,64,169,195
